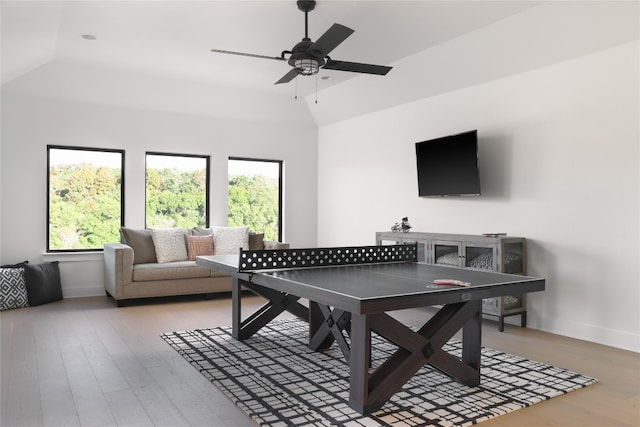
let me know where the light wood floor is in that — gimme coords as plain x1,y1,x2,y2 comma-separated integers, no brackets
1,294,638,426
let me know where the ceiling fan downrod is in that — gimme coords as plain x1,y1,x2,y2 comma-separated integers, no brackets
298,0,315,40
305,9,309,39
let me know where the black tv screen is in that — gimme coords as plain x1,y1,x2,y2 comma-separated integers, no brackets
415,130,481,197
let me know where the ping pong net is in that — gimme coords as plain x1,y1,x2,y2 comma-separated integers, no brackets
238,243,418,272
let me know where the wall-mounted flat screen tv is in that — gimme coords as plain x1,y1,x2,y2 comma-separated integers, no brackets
415,130,480,197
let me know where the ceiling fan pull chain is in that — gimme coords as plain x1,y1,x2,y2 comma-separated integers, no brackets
315,73,318,104
295,74,298,100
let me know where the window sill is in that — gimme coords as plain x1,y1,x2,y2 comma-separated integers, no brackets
42,252,104,262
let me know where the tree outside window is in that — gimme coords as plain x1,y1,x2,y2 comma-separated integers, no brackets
47,146,124,251
228,158,282,241
145,153,210,228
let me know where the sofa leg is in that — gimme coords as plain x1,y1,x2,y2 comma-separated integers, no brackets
105,291,125,307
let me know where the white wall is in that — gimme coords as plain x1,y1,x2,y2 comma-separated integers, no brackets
1,62,318,298
317,41,639,352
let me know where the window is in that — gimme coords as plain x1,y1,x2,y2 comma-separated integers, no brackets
47,146,124,252
145,152,210,228
228,158,283,241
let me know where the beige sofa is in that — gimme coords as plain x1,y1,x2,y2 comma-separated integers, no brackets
104,226,288,306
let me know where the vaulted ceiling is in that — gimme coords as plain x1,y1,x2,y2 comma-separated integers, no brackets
2,1,638,125
1,1,542,89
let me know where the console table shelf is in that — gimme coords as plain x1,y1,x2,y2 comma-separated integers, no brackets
375,231,528,332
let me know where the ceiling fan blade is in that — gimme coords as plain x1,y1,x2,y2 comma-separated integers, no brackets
210,48,285,62
323,59,392,76
274,68,299,85
308,23,354,56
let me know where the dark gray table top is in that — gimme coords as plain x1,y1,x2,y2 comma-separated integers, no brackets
197,255,545,314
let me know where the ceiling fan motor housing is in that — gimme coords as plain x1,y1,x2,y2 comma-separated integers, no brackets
287,38,326,68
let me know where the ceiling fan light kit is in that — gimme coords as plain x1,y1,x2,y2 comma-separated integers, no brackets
294,58,320,76
210,0,392,87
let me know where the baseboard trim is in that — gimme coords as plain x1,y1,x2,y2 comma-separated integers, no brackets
62,285,105,299
534,316,640,353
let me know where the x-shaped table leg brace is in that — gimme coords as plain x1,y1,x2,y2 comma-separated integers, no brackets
231,277,309,340
349,300,482,414
308,302,352,362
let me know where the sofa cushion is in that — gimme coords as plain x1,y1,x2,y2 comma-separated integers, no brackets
121,227,157,264
150,228,188,263
186,234,214,260
24,262,63,306
211,226,249,255
132,261,214,282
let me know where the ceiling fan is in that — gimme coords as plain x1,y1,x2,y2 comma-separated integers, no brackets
210,0,392,85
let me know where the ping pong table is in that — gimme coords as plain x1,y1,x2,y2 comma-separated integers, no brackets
196,244,545,415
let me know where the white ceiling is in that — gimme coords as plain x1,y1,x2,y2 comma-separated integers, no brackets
1,1,638,125
1,0,543,92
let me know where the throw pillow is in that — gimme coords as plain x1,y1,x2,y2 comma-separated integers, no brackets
191,227,213,236
120,227,157,264
23,262,63,306
1,261,28,268
211,226,250,255
150,228,188,263
186,234,214,260
0,267,29,311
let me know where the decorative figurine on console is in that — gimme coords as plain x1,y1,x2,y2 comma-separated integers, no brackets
391,217,412,233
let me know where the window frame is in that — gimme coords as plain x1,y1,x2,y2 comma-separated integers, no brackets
46,145,125,253
228,156,283,242
145,151,211,229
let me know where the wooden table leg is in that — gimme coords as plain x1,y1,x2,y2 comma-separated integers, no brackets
348,313,371,414
348,301,483,415
231,277,242,340
461,300,482,385
232,278,309,340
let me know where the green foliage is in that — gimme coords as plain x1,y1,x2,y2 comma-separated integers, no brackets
228,174,280,241
49,160,279,251
49,164,122,250
145,168,207,228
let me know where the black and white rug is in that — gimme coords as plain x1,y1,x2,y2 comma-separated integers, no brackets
161,319,596,427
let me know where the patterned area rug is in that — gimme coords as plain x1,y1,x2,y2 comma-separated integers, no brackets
161,319,596,427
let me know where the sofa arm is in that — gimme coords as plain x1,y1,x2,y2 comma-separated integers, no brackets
104,243,134,300
264,241,290,250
